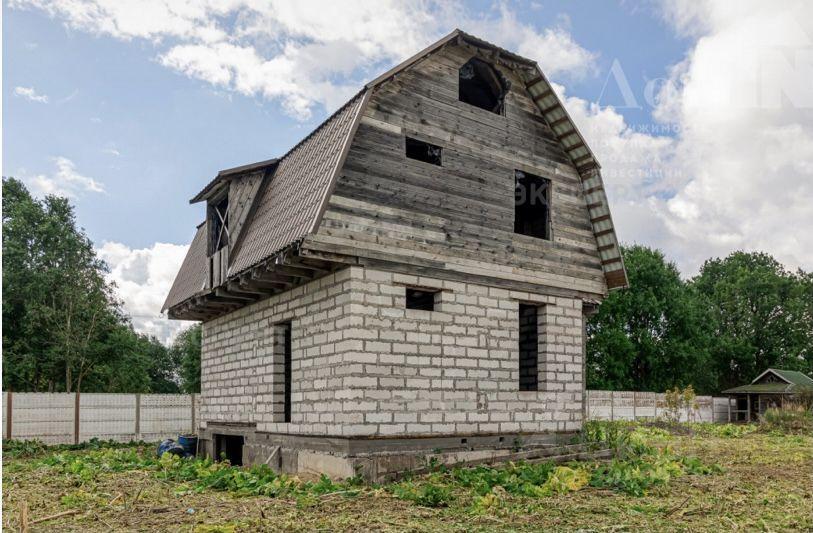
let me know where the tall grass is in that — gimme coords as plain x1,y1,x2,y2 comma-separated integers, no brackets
760,404,813,433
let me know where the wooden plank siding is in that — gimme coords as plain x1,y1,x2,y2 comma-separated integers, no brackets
227,170,265,248
303,43,607,297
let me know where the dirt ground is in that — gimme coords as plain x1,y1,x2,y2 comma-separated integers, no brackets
3,427,812,532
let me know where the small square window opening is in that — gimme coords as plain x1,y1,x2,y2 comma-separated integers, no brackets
405,288,439,311
405,137,442,166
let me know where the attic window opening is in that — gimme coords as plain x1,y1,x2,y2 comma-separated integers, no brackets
459,57,508,114
405,288,439,311
406,137,442,166
209,194,229,255
514,170,551,240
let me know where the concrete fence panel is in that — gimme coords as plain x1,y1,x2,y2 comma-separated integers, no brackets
2,389,733,444
79,393,137,443
9,393,76,444
585,390,718,423
140,394,195,442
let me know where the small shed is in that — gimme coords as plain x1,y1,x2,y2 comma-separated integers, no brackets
723,369,813,422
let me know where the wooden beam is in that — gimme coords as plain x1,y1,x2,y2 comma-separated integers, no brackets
286,257,332,274
594,228,615,238
548,116,570,128
572,152,593,165
565,141,585,153
590,214,612,224
525,75,544,88
239,276,286,292
214,287,256,302
532,89,554,102
252,269,295,286
268,264,318,279
583,185,604,195
601,257,623,267
597,243,616,252
586,202,603,210
227,281,266,297
577,162,599,174
540,102,561,114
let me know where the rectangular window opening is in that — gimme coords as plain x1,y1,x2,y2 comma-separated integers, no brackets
214,434,244,466
514,170,551,240
405,137,442,166
405,288,439,311
282,322,292,423
518,304,539,391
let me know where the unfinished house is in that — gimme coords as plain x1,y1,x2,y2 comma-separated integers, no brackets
163,30,627,480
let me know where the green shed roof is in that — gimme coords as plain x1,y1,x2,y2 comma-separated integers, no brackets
722,368,813,394
769,369,813,386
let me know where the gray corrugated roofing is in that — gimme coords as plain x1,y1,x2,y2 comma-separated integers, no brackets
162,223,207,311
227,91,367,275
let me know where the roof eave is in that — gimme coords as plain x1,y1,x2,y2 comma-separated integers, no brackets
189,158,279,204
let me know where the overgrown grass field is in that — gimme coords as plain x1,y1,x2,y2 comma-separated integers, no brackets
3,421,812,532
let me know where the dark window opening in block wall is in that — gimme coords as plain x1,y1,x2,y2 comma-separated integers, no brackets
214,434,244,466
514,169,551,240
405,137,442,166
459,57,509,114
518,304,539,391
282,322,292,423
405,288,439,311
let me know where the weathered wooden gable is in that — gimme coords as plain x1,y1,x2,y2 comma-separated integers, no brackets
304,42,607,297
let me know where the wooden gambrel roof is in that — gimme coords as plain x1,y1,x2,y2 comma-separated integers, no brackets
369,30,627,289
163,29,628,318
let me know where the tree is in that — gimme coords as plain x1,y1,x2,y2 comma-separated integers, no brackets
586,245,715,393
170,325,201,393
2,177,183,393
691,252,812,390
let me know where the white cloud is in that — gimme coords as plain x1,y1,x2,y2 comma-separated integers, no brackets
13,86,49,103
10,0,598,120
649,0,813,273
24,156,106,198
565,0,813,274
97,241,191,345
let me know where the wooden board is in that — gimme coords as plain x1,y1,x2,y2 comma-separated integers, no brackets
308,43,607,296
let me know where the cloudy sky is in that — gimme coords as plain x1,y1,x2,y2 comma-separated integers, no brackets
4,0,812,344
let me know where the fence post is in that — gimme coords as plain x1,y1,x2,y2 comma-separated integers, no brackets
633,391,637,421
134,393,141,441
610,391,614,421
74,392,81,445
191,394,196,434
5,391,12,440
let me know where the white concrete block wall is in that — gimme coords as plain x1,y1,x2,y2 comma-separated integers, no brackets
201,268,355,435
200,266,587,437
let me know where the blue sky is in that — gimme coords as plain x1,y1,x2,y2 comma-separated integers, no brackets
4,1,687,247
4,1,812,342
